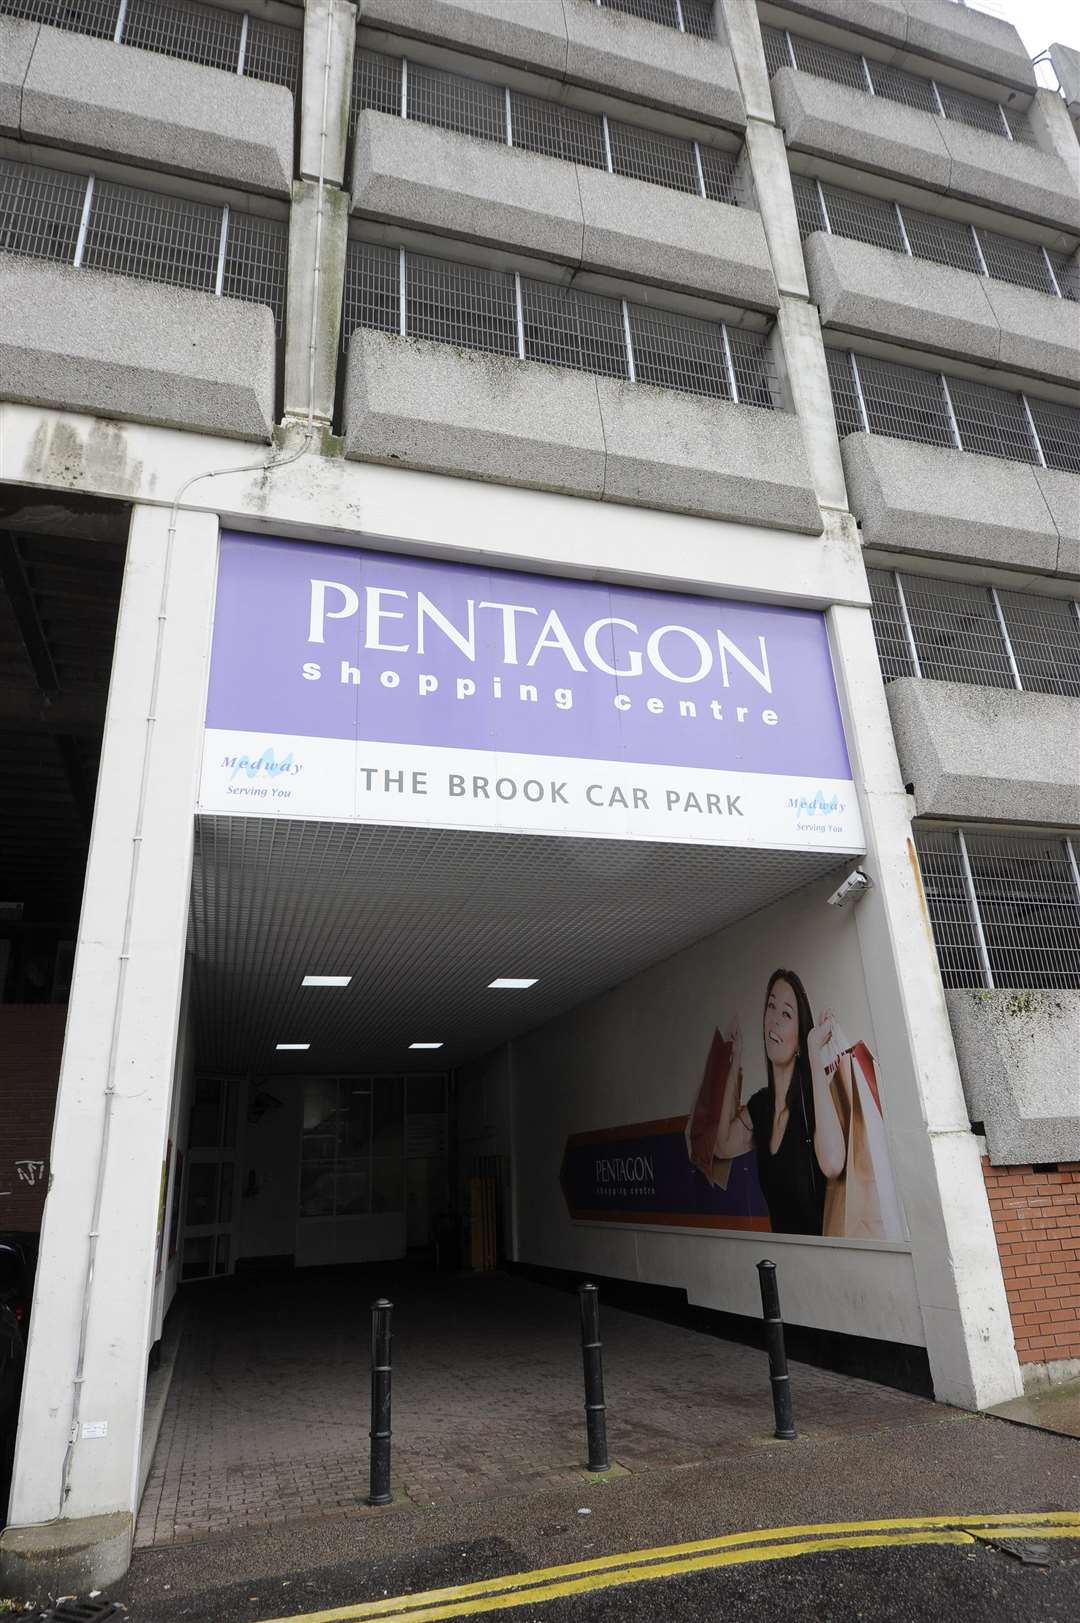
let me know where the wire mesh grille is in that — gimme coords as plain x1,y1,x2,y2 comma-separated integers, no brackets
915,829,1080,991
827,349,1080,473
350,49,744,206
0,0,300,89
868,568,1080,698
760,22,1032,144
592,0,715,38
342,240,775,408
0,157,286,327
791,175,1077,303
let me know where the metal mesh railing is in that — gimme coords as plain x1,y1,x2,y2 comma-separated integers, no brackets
914,827,1080,990
761,22,1034,145
589,0,715,39
0,0,300,91
342,240,775,407
868,568,1080,697
826,348,1080,474
791,175,1079,303
351,49,742,208
0,157,287,330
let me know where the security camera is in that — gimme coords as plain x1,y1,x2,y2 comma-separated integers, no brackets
827,868,873,908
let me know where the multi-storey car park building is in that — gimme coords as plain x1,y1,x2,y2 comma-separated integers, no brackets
0,0,1077,1592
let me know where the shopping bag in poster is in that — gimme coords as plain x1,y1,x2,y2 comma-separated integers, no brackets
823,1042,904,1241
685,1028,735,1191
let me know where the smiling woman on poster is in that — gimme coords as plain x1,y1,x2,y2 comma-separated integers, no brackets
691,967,904,1240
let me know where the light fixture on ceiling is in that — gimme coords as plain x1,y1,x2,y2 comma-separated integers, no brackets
488,978,538,990
275,1042,311,1051
409,1041,444,1050
301,974,352,987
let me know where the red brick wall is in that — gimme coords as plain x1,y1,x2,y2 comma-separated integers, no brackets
983,1159,1080,1366
0,1004,68,1230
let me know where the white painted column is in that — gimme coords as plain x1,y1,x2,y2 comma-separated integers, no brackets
826,602,1024,1410
2,505,218,1586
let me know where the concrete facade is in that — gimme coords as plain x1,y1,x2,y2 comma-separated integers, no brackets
0,260,277,441
885,679,1080,826
8,21,294,196
945,989,1080,1166
777,0,1036,89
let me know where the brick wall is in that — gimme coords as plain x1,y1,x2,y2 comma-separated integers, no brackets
983,1158,1080,1367
0,1004,68,1230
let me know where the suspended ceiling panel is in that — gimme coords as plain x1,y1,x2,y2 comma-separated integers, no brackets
190,816,847,1074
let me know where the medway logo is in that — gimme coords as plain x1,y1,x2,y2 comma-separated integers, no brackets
789,788,844,817
222,747,302,783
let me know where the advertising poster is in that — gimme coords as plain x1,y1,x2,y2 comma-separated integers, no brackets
558,897,906,1244
200,532,863,852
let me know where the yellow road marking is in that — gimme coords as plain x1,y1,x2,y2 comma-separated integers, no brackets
254,1512,1080,1623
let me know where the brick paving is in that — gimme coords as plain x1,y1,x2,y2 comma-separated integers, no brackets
135,1266,940,1549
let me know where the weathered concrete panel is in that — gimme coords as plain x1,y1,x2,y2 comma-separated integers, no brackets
596,379,821,532
771,66,952,190
841,432,1060,573
577,167,776,307
352,110,584,261
564,1,744,126
939,119,1080,235
20,26,294,195
945,988,1080,1166
357,0,568,76
0,17,36,136
886,678,1080,826
806,232,1001,366
344,328,607,497
902,0,1035,92
0,260,276,439
981,278,1080,387
1034,466,1080,580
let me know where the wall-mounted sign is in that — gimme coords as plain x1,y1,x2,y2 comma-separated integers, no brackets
200,533,863,851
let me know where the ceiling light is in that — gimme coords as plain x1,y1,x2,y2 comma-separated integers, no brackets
275,1042,311,1051
409,1042,444,1050
488,978,538,990
301,975,351,987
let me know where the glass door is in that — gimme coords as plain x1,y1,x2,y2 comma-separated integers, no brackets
180,1077,241,1281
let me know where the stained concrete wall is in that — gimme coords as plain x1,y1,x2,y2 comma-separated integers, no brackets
343,328,822,531
359,0,745,126
351,111,777,307
886,678,1080,826
7,20,293,195
840,433,1075,578
1,260,277,440
806,233,1080,387
770,0,1035,90
945,989,1080,1166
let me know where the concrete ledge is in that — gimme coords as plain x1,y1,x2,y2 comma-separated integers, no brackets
0,260,277,440
945,988,1080,1165
939,119,1080,235
343,328,607,497
840,433,1060,573
358,0,570,77
578,167,776,307
596,377,821,531
344,329,821,528
806,232,1001,367
563,1,744,127
778,1,1035,91
0,1510,133,1595
352,110,584,262
0,18,36,137
981,278,1080,387
1034,466,1080,580
772,66,951,190
19,24,293,195
887,678,1080,825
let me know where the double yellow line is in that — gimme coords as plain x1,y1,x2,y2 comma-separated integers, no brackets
256,1511,1080,1623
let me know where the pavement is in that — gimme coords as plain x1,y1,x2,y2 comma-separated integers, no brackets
989,1376,1080,1440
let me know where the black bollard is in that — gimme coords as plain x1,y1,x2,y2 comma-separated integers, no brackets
578,1282,610,1473
367,1298,393,1505
756,1260,796,1439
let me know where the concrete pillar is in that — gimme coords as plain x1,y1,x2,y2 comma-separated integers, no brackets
283,180,351,424
0,505,219,1594
300,0,357,189
827,600,1024,1410
1027,85,1080,172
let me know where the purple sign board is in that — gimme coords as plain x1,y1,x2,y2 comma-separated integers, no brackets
200,532,863,850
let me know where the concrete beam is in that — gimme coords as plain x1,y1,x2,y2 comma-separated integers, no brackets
283,180,350,424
